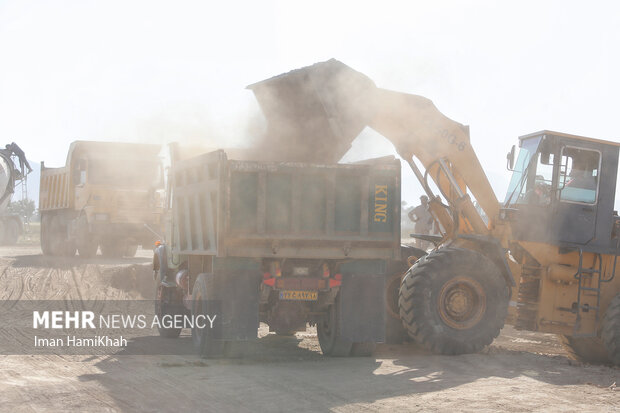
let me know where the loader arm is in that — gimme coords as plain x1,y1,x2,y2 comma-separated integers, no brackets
249,59,501,240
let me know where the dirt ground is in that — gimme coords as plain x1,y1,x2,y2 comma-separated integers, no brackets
0,245,618,412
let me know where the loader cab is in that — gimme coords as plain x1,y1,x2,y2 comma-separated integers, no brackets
503,131,619,253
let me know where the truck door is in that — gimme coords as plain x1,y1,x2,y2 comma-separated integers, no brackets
553,146,600,245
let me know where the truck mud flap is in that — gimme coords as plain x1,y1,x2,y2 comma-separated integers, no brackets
211,269,262,341
339,272,385,343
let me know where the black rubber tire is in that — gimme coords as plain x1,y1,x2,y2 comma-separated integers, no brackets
602,292,620,365
155,284,183,338
124,244,139,258
350,342,376,357
192,273,224,357
399,247,509,355
40,213,52,255
49,214,75,257
317,295,352,357
77,240,98,258
560,335,609,364
385,248,428,344
100,240,125,259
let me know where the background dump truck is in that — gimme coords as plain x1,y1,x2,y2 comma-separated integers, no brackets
39,141,164,258
154,146,401,357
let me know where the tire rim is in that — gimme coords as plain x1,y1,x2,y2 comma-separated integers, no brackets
437,276,486,330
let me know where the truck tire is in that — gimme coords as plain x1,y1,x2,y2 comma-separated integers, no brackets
560,335,609,364
399,247,509,355
77,240,98,258
192,273,224,357
602,292,620,365
317,295,353,356
350,342,376,356
41,213,52,255
49,214,75,257
100,240,125,258
124,244,139,257
155,284,183,338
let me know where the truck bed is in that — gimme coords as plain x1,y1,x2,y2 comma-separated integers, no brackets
172,150,401,260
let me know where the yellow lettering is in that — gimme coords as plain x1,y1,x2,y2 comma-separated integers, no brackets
375,185,388,196
374,215,387,222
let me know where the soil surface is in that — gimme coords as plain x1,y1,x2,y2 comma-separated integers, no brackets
0,245,618,412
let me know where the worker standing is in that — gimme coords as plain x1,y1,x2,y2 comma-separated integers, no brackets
408,195,433,249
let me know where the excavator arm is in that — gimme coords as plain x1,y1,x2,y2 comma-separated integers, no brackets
248,59,501,241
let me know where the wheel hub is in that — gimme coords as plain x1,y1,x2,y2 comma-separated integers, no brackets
438,276,486,330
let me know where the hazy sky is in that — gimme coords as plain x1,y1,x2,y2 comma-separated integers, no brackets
1,0,619,207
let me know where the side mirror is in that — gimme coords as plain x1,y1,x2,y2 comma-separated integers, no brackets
506,145,516,171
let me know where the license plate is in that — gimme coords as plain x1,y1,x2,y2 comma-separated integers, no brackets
279,290,318,301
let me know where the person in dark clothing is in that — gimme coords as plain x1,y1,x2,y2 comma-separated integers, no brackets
5,142,32,175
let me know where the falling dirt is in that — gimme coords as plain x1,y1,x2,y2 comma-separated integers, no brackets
0,246,618,412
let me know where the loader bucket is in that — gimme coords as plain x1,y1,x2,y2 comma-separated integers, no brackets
247,59,377,163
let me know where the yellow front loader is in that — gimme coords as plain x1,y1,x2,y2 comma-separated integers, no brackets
250,59,620,364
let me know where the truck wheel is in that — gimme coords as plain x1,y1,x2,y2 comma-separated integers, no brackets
560,335,609,364
155,284,183,338
77,240,98,258
101,241,124,258
124,244,139,257
49,214,75,257
602,292,620,365
3,219,20,245
317,295,352,356
41,214,52,255
399,247,509,355
350,342,376,356
192,273,224,357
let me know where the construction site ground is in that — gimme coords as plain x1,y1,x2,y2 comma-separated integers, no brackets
0,245,618,412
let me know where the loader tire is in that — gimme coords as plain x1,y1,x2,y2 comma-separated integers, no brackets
317,295,353,357
602,292,620,365
192,273,224,357
385,248,427,344
398,247,509,355
560,335,609,364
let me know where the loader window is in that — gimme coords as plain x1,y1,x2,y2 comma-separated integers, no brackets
504,136,541,206
559,147,600,204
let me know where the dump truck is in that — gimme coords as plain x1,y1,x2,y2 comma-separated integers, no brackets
154,144,402,357
254,59,620,364
39,141,164,258
0,143,30,244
